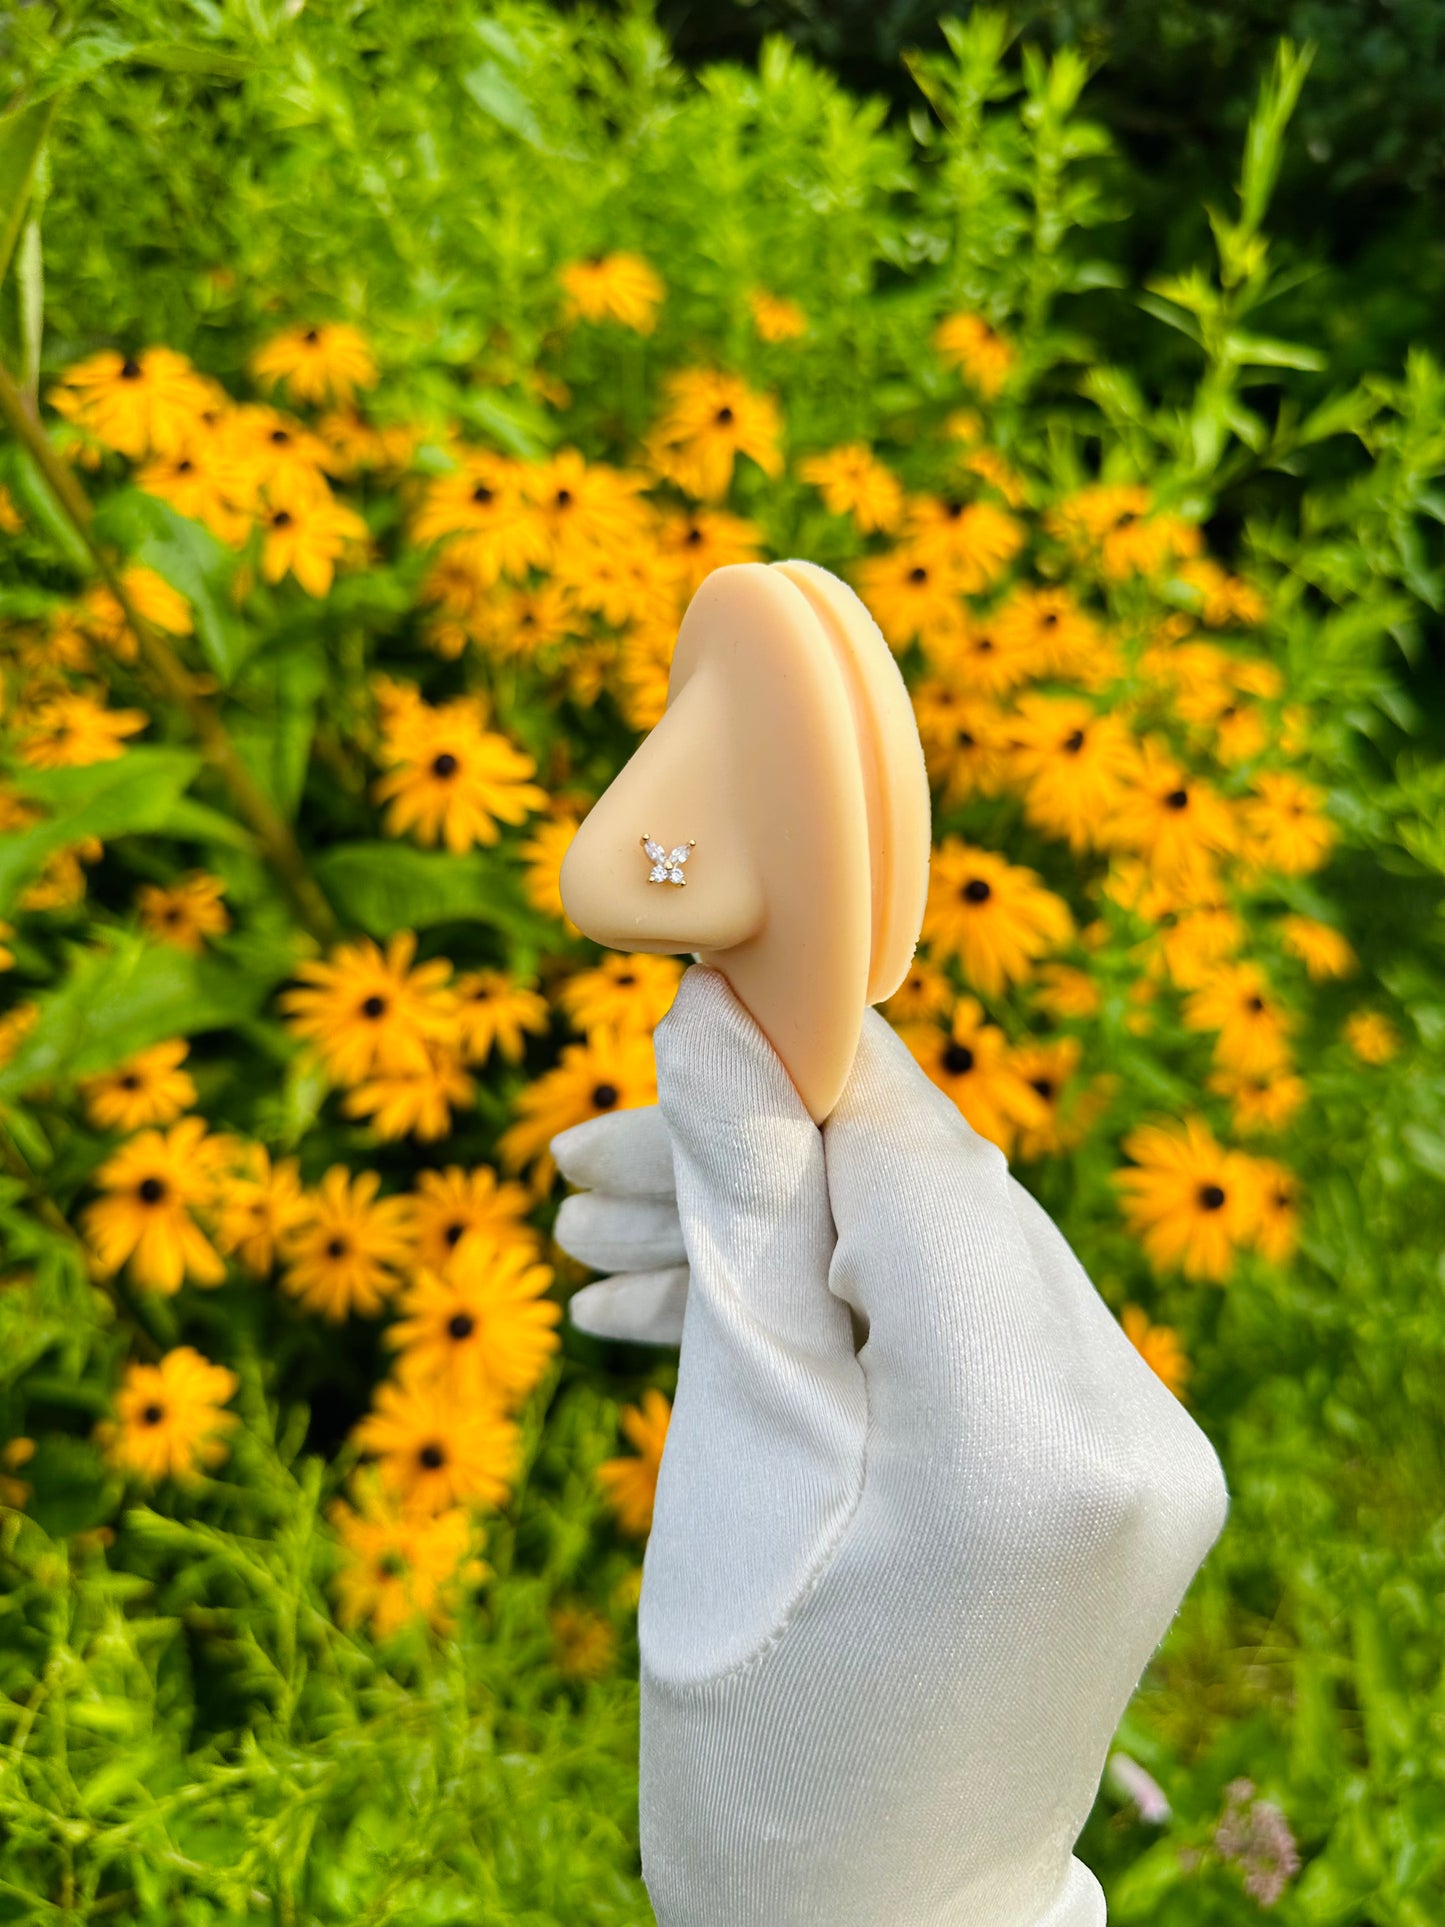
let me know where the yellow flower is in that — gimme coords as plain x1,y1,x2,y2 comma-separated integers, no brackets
137,443,252,545
279,932,458,1086
550,1604,618,1679
1110,740,1236,888
1009,1036,1103,1160
17,691,148,768
1343,1010,1398,1065
1247,1158,1301,1264
557,952,683,1037
1208,1068,1309,1136
410,451,547,585
316,407,418,477
280,1166,414,1321
409,1165,538,1274
0,484,21,534
882,957,955,1024
904,496,1025,592
989,585,1103,680
137,872,230,952
0,921,13,972
49,347,215,458
472,581,582,664
1183,961,1294,1076
525,449,653,565
213,1145,307,1277
0,1003,38,1070
519,815,579,925
372,700,547,853
852,546,966,654
341,1043,475,1142
597,1388,671,1537
899,999,1049,1156
389,1240,561,1408
645,369,783,502
933,312,1015,396
260,494,367,597
1279,915,1355,981
100,1347,238,1482
915,684,1013,805
799,444,903,533
655,507,765,596
83,1118,227,1293
354,1377,520,1514
498,1028,658,1180
1031,962,1102,1020
1049,484,1203,579
1007,694,1138,852
250,323,379,407
1114,1117,1261,1283
922,839,1073,996
330,1473,482,1637
81,1039,197,1133
961,445,1028,507
748,287,807,342
1120,1307,1191,1400
78,566,194,663
560,252,665,332
454,971,550,1066
1240,772,1335,876
1178,558,1266,626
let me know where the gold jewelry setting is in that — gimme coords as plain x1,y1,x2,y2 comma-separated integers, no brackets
642,834,695,886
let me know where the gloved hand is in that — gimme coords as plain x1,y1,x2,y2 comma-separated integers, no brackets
552,966,1228,1927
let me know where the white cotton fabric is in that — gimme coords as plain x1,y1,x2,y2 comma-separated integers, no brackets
552,966,1229,1927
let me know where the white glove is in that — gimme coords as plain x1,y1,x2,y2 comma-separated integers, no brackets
553,966,1228,1927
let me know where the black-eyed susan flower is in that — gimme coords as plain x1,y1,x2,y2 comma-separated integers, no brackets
1109,740,1237,887
341,1043,475,1142
354,1377,520,1514
933,312,1015,396
315,406,418,477
1279,915,1355,981
747,287,807,342
1010,1036,1104,1160
214,1144,307,1277
409,1165,537,1274
280,1166,414,1321
81,1038,197,1134
960,445,1028,507
49,347,215,458
17,691,148,769
330,1472,481,1638
1240,772,1335,876
0,1004,38,1071
83,1118,227,1293
473,581,582,664
525,449,653,562
799,444,904,534
23,841,100,914
550,1603,618,1679
372,700,547,854
1031,962,1102,1020
518,815,579,926
1178,558,1266,627
852,545,966,654
922,839,1073,996
99,1347,239,1482
914,682,1012,806
925,610,1040,697
137,443,252,545
990,585,1102,680
279,932,458,1086
1114,1117,1261,1283
498,1028,658,1180
557,953,683,1038
260,492,367,597
1048,483,1201,580
1343,1010,1399,1065
597,1388,671,1537
645,369,783,502
1207,1068,1309,1136
1247,1158,1301,1265
251,322,379,407
899,998,1049,1156
1120,1306,1191,1400
390,1239,561,1407
882,956,954,1024
1007,693,1139,852
136,872,230,952
453,971,550,1067
411,451,548,584
655,507,765,596
78,565,194,663
560,252,665,332
1183,961,1294,1076
905,496,1025,594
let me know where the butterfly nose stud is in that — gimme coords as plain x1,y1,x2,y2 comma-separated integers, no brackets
642,834,696,886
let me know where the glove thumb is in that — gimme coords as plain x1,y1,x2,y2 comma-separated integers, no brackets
642,964,866,1683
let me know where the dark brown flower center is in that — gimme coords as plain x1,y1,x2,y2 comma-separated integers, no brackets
418,1442,446,1470
1063,729,1086,753
325,1236,349,1259
138,1177,166,1205
472,483,494,505
360,994,388,1019
141,1402,165,1425
1164,788,1189,811
908,566,928,585
554,487,573,509
1198,1183,1226,1211
1031,1077,1055,1100
119,1074,141,1092
591,1082,619,1110
120,357,143,380
616,972,636,986
1247,995,1265,1014
447,1312,476,1341
962,878,992,904
943,1042,975,1076
431,752,459,779
270,428,291,445
443,1221,467,1247
684,525,703,547
714,406,734,425
303,327,320,344
271,509,294,529
176,459,194,474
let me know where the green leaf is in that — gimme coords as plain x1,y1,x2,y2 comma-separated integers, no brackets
2,443,90,572
1224,328,1326,372
463,61,549,154
312,840,556,944
0,749,203,915
227,637,327,820
93,489,249,683
0,933,290,1094
22,31,136,103
0,97,56,290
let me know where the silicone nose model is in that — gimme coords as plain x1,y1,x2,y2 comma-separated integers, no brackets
559,560,931,1121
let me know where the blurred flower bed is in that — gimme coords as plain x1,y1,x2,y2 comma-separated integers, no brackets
1,9,1443,1923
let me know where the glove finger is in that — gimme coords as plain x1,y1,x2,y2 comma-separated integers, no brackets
643,964,866,1683
567,1267,689,1346
551,1104,675,1199
554,1190,687,1273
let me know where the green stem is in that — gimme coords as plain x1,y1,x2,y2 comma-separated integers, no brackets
0,358,338,945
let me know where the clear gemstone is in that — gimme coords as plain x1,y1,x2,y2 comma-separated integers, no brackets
649,864,669,882
668,844,692,865
643,838,666,862
668,866,685,884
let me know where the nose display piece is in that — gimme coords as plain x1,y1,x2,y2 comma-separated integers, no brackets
559,561,931,1121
